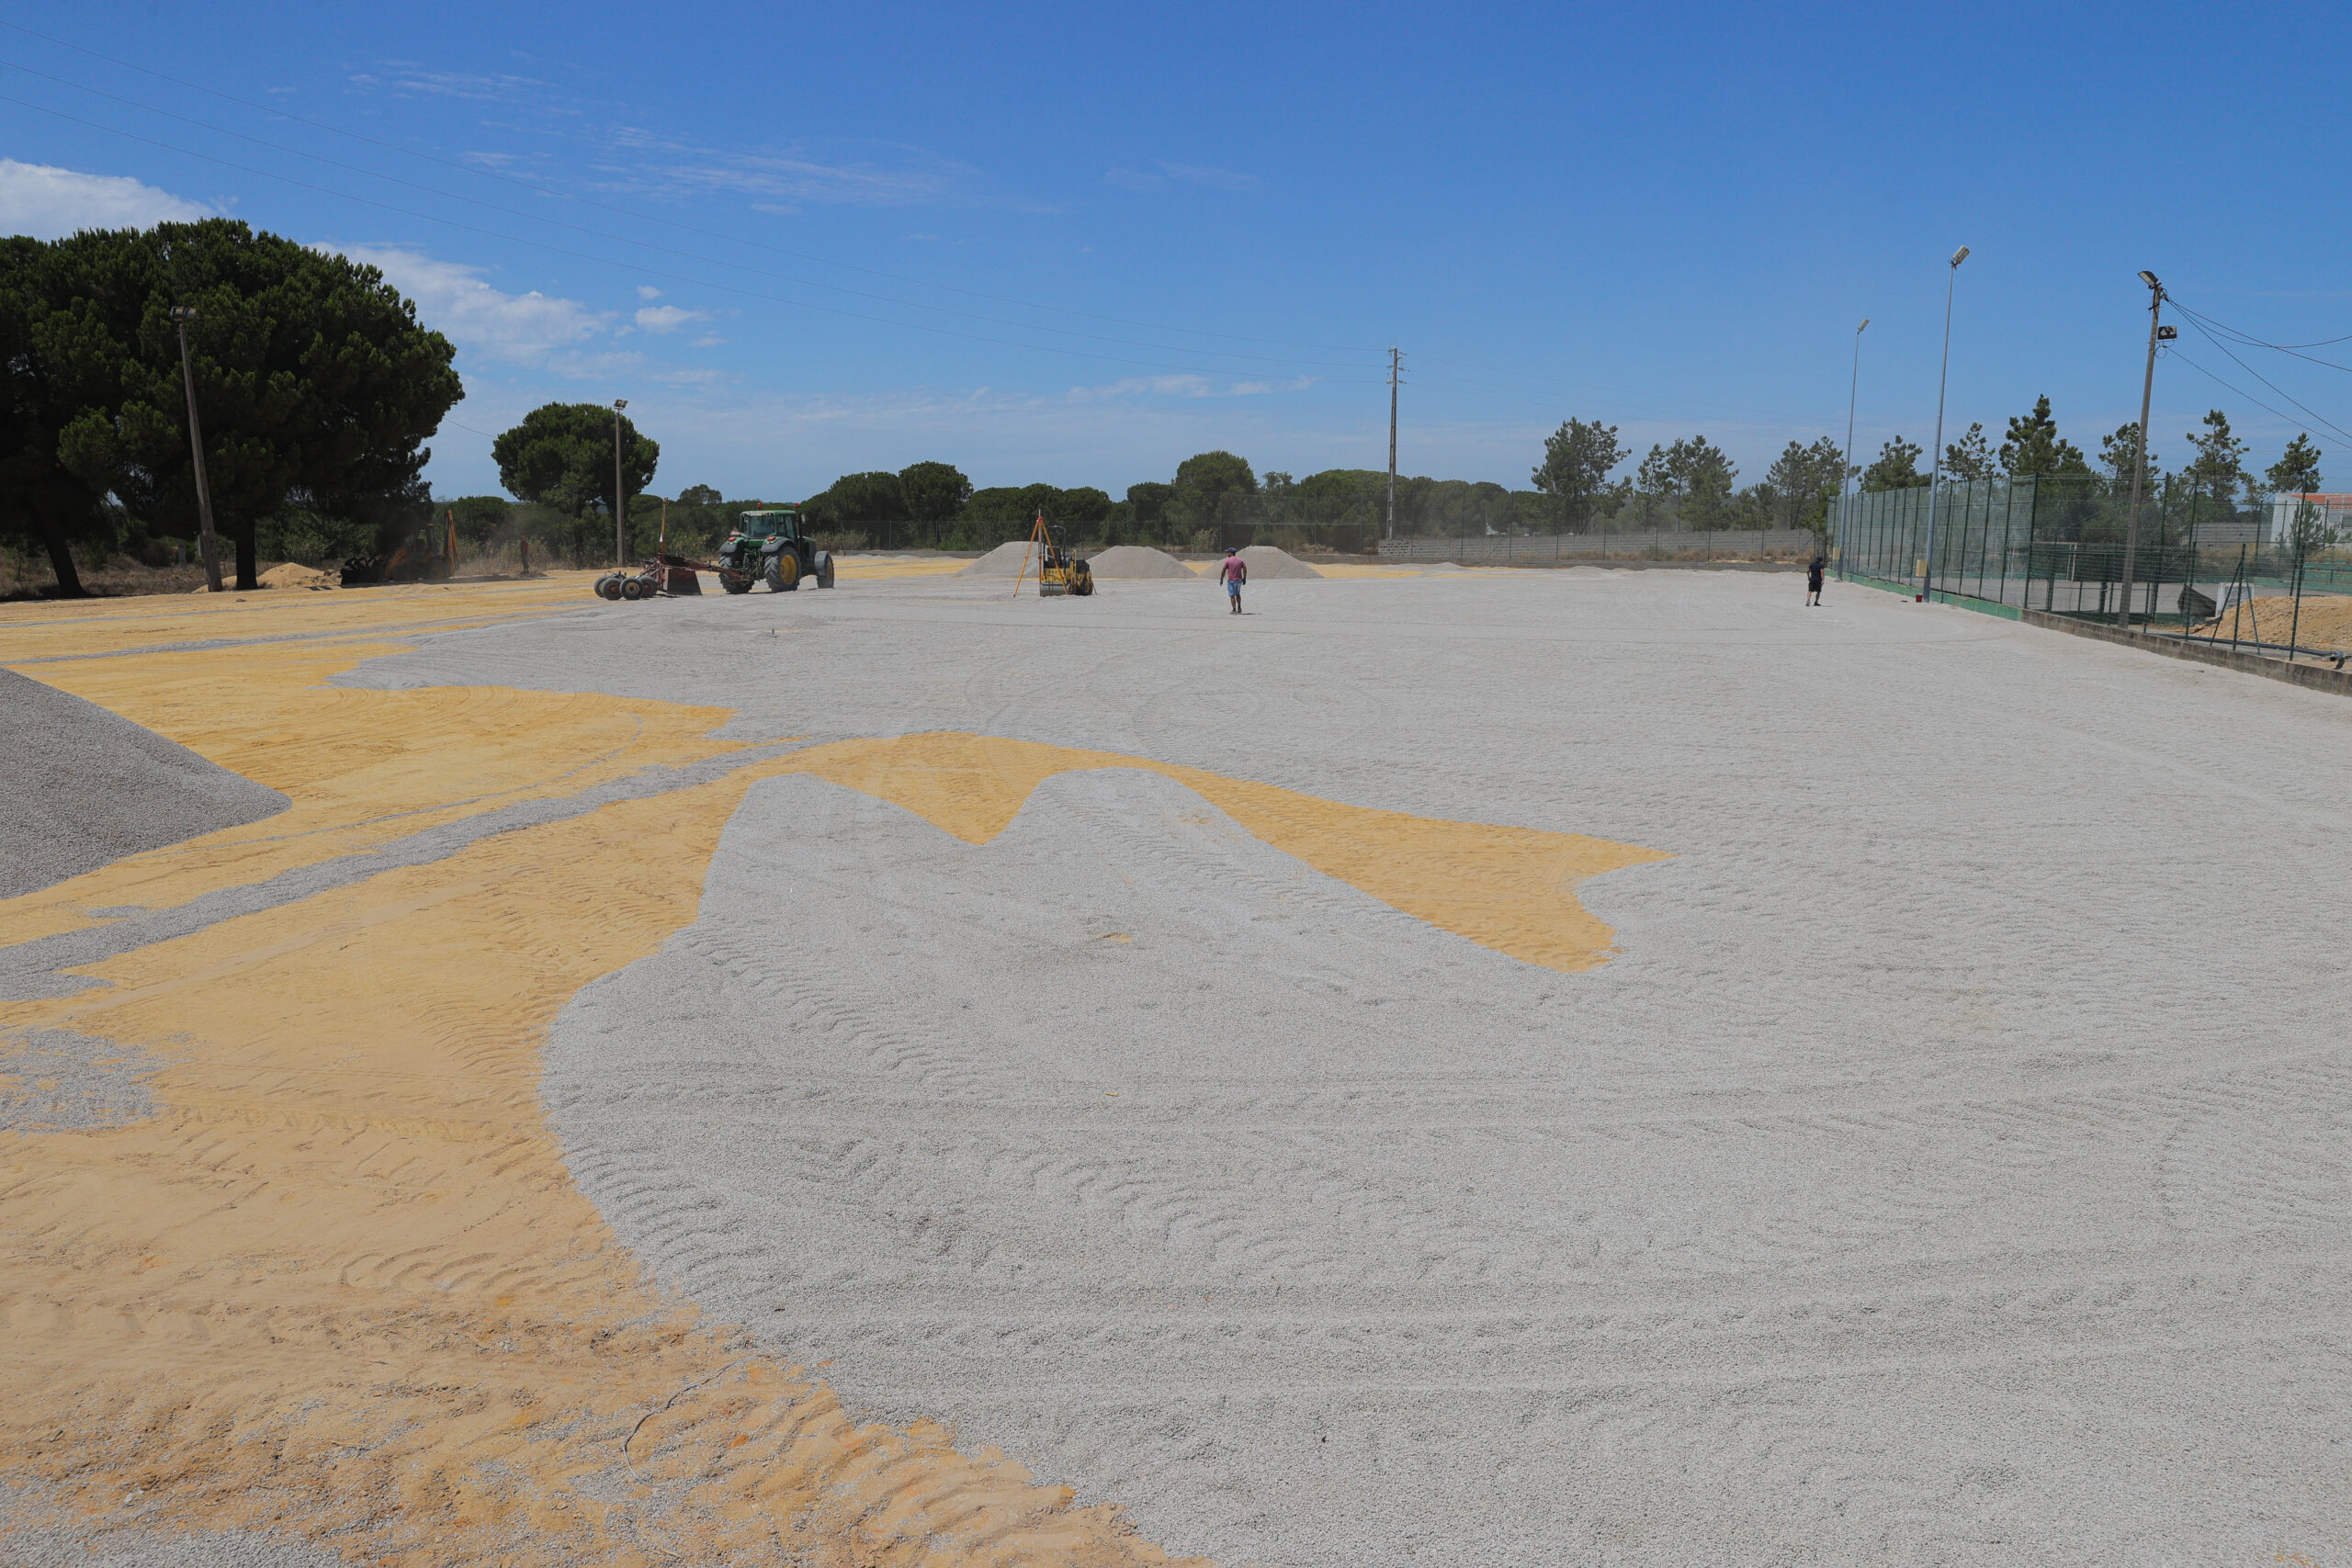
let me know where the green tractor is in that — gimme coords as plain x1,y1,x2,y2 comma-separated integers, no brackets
716,508,835,594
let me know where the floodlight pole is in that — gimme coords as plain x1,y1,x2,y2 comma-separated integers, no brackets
1919,247,1968,602
1385,345,1401,541
1839,318,1868,580
612,399,628,567
169,306,225,592
2116,273,2163,629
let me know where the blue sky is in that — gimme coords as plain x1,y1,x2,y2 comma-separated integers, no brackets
4,1,2347,502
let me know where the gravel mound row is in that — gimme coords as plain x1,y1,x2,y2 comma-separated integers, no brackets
0,670,289,900
1084,546,1194,579
1235,546,1324,579
954,541,1038,577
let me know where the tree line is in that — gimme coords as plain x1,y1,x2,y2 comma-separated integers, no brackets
1,220,460,593
9,218,2328,592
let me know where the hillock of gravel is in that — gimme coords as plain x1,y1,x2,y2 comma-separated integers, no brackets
0,669,288,898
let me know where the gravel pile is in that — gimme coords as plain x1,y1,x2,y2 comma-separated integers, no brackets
1084,546,1194,579
954,541,1039,577
1235,545,1324,579
0,670,288,899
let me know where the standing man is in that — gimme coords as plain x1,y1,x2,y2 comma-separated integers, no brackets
1219,547,1247,615
1805,553,1826,607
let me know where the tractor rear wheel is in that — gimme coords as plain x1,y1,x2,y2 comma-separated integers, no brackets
719,571,752,594
817,556,835,589
767,554,800,592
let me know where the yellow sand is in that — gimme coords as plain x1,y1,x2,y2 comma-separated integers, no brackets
2194,592,2352,653
834,558,969,580
0,581,1660,1562
796,733,1664,972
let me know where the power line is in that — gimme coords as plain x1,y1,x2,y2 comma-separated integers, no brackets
2162,344,2352,449
1,93,1386,386
0,17,1372,354
2165,299,2352,376
2168,310,2352,446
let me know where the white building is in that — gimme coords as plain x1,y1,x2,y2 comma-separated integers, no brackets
2267,492,2352,545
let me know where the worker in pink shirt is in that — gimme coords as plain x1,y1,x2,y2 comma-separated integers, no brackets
1218,547,1247,614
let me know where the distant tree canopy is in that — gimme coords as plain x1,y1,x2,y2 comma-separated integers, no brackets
1532,418,1628,532
492,403,659,552
1999,395,2090,478
1172,450,1258,529
1765,437,1851,529
1861,436,1927,492
1941,423,1995,482
1,219,460,592
897,460,972,524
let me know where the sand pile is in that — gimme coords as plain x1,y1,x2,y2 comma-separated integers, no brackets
0,669,288,897
954,541,1038,577
2193,592,2352,650
1235,545,1324,579
259,562,337,591
1084,546,1193,579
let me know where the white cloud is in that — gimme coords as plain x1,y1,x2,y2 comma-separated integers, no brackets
346,65,549,103
334,244,606,367
692,333,727,348
637,285,662,299
0,160,210,239
634,304,707,333
1065,374,1313,402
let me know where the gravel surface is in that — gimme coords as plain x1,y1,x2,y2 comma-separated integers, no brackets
0,1029,158,1132
0,1482,337,1568
340,569,2352,1567
0,669,287,899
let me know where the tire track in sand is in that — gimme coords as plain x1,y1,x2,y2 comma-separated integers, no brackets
3,582,1665,1562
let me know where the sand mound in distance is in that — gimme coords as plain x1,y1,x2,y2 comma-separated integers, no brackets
0,668,289,898
955,541,1036,577
1084,546,1193,579
1236,545,1324,579
2194,592,2352,650
259,562,337,591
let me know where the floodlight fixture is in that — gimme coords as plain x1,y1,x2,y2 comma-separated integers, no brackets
1950,246,1970,268
2137,270,2160,290
168,304,198,323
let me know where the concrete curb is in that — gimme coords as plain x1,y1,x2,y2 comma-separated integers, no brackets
1839,568,2352,698
2015,608,2352,698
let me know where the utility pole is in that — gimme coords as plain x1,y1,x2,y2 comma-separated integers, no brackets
168,305,225,592
612,399,628,567
1840,318,1868,580
1919,246,1969,601
1385,345,1402,541
2117,272,2165,630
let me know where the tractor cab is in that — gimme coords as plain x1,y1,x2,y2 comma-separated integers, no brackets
715,506,833,594
729,508,802,545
